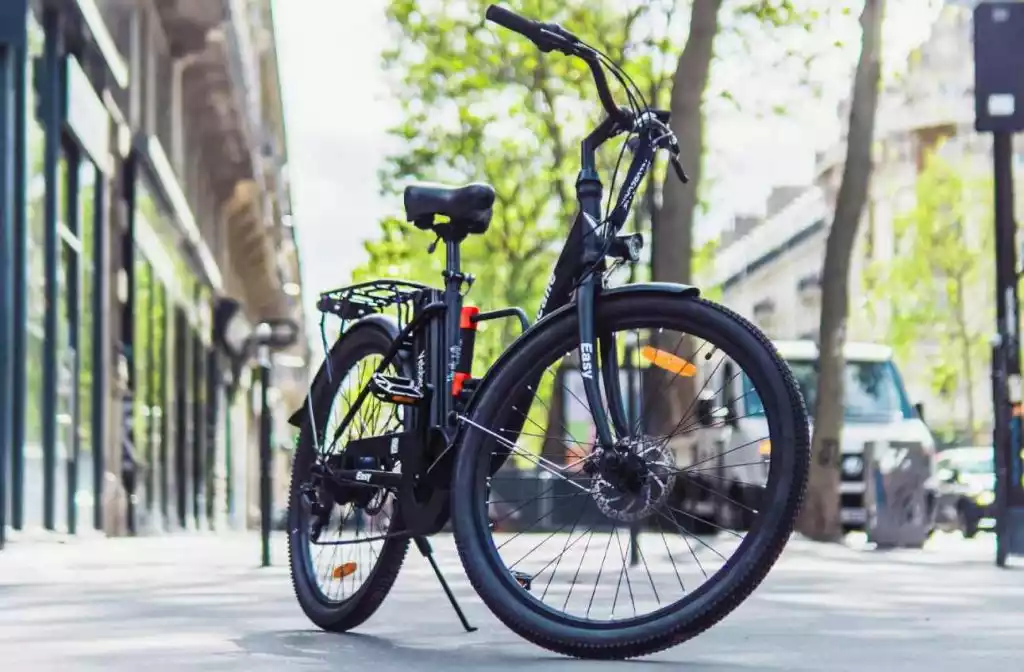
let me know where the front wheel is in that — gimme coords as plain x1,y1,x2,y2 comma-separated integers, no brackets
451,294,810,659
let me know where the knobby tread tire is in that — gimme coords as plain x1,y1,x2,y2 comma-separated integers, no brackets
450,295,810,659
287,324,411,632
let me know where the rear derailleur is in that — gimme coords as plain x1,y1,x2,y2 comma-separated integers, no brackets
302,443,398,542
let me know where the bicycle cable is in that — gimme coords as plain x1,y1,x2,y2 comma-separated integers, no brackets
581,52,645,288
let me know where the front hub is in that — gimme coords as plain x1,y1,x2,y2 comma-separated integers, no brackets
591,438,678,523
600,449,650,494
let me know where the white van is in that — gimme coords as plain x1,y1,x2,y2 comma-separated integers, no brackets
668,339,937,533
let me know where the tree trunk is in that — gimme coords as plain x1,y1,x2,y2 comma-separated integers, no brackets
540,362,570,464
647,0,722,436
652,0,720,289
796,0,886,541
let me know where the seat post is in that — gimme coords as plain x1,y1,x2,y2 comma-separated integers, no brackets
445,239,462,282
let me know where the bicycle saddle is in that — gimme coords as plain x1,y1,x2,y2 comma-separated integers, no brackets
404,182,496,234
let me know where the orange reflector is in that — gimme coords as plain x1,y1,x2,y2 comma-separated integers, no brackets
332,562,358,579
758,439,772,456
640,346,696,377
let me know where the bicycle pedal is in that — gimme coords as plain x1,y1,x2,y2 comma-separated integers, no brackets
369,373,424,405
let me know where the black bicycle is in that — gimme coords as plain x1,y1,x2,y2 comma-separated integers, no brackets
286,5,810,660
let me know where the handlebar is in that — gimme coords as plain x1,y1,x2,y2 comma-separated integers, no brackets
485,3,689,207
486,4,630,126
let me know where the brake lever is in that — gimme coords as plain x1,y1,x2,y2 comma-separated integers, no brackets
537,25,577,55
627,133,687,183
670,155,689,184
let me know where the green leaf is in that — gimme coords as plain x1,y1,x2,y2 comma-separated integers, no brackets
866,151,994,437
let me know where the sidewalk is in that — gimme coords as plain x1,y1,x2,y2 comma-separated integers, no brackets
0,532,1020,671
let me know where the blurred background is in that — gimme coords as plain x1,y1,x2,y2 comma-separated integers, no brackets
0,0,1018,554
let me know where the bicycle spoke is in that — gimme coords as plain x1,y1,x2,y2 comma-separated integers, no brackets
563,528,596,611
460,415,593,490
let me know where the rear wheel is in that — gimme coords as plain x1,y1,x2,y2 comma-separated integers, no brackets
287,324,410,631
451,294,809,659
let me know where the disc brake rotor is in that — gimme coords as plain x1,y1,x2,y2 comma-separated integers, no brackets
591,438,677,523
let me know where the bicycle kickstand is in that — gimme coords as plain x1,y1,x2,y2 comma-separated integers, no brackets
414,536,477,633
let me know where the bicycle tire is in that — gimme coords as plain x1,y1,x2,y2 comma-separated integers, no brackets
450,292,810,659
288,323,411,631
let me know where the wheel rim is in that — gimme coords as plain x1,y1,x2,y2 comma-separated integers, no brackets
462,312,798,627
297,350,404,606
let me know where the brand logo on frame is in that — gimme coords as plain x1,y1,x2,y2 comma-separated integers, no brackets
580,343,594,379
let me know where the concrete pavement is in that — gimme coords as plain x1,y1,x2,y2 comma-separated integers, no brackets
0,531,1020,671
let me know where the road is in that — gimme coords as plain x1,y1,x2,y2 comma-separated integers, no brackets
0,531,1020,671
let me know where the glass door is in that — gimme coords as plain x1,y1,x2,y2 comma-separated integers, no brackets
173,305,192,528
55,154,81,535
133,253,152,530
76,162,96,528
149,281,167,529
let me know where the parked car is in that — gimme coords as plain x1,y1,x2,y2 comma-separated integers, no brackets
668,340,937,534
933,446,996,538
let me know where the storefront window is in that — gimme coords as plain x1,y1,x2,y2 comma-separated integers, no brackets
129,151,228,527
133,254,152,509
135,178,192,305
150,281,166,514
78,162,96,515
21,12,108,531
134,175,196,524
54,155,72,533
163,298,176,518
24,10,46,530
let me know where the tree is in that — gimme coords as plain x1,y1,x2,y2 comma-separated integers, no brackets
866,153,993,443
797,0,886,541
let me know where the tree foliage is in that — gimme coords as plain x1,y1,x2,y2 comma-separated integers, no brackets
866,152,993,442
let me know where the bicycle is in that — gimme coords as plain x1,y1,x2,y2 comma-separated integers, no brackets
286,5,810,660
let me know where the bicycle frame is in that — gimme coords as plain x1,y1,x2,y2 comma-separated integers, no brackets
302,113,657,472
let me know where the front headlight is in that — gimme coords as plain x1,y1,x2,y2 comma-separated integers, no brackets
976,490,995,507
841,455,864,477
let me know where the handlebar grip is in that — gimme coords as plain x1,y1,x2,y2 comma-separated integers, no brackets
486,5,540,39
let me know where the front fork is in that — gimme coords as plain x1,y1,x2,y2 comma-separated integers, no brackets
576,274,631,451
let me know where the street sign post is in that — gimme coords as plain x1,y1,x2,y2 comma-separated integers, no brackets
213,297,300,567
974,1,1024,567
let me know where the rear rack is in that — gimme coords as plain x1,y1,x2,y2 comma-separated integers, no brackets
317,279,432,322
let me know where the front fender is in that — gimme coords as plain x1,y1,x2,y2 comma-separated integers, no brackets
461,281,701,426
603,281,700,299
286,314,402,428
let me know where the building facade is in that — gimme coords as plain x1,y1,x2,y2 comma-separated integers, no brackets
0,0,308,548
709,4,1024,443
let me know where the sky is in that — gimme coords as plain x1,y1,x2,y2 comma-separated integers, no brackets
273,0,943,331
